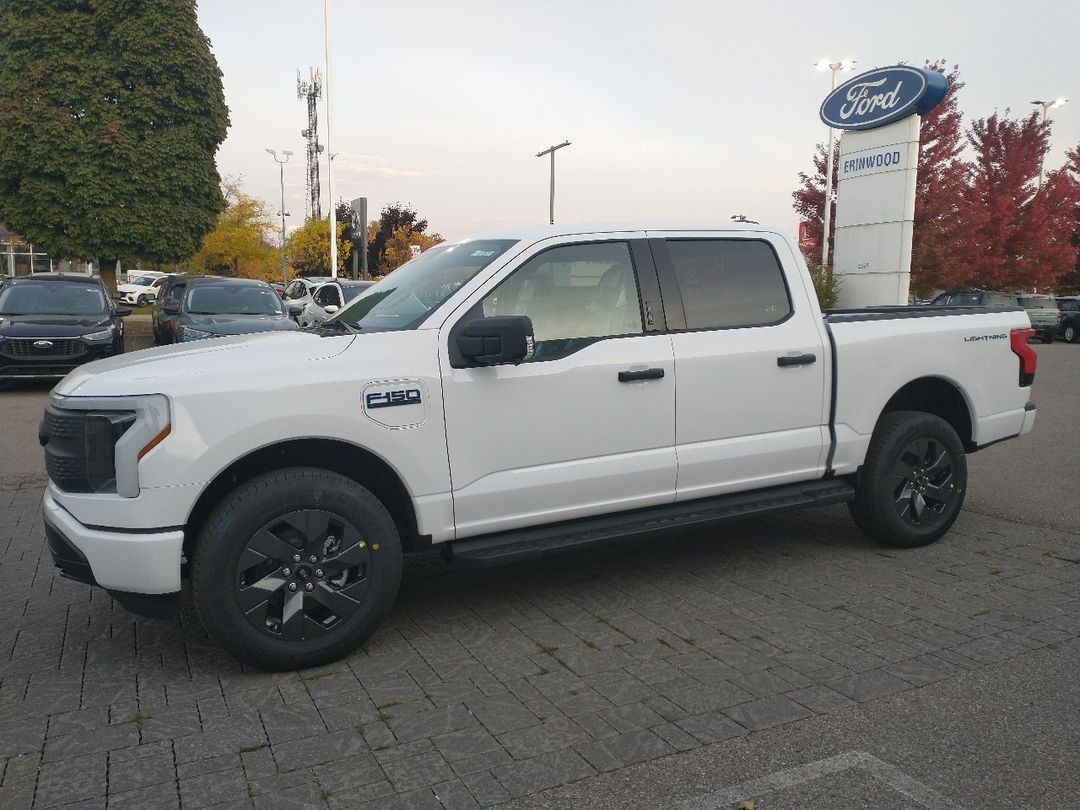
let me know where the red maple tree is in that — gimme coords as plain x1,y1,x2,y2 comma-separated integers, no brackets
959,111,1077,290
910,62,969,294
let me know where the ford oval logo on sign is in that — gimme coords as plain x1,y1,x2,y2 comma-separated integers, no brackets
820,66,948,131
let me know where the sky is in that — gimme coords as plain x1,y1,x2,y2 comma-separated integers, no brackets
197,0,1080,243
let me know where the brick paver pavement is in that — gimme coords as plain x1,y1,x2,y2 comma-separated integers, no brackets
1,481,1078,809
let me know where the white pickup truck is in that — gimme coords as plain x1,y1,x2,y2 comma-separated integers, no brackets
40,223,1038,670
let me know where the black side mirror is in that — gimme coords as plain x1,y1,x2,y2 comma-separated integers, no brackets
163,303,179,314
115,307,132,317
457,316,533,366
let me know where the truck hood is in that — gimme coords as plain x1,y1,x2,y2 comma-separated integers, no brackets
55,330,355,397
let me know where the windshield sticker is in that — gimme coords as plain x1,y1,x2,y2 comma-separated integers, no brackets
471,250,496,257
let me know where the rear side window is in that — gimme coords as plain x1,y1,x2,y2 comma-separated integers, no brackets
665,239,791,330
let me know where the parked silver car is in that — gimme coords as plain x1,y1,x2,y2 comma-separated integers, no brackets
296,280,375,327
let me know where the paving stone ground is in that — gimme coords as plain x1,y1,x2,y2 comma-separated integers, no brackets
1,478,1077,809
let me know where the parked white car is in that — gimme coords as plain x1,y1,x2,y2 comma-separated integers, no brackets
41,222,1038,670
115,274,170,307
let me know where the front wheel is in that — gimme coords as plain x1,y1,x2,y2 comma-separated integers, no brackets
136,294,149,307
192,468,402,670
1064,324,1078,344
849,411,967,548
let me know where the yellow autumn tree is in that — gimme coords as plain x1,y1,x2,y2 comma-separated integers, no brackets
189,178,278,280
285,217,349,277
380,225,445,275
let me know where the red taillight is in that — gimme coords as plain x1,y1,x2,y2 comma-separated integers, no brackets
1010,328,1037,386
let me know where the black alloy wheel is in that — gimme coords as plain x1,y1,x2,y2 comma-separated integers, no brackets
849,411,967,548
236,509,372,640
887,436,961,529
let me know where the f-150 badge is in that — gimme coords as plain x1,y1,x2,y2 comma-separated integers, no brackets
365,388,421,409
362,380,428,429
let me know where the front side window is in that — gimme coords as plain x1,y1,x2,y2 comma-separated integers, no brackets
313,285,341,308
666,239,791,330
284,281,307,301
480,241,643,359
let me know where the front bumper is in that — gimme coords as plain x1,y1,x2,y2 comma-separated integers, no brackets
43,490,183,594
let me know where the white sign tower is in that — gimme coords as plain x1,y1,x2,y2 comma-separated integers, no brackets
820,67,948,307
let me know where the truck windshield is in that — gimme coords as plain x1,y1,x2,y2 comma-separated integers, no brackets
330,240,518,330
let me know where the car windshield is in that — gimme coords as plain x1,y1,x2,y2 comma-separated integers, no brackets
184,285,285,316
331,240,518,330
0,282,108,316
131,275,158,286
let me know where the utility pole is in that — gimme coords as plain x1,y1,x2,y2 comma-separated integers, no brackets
536,141,571,224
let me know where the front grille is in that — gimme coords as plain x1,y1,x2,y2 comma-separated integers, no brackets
43,407,89,491
1,338,86,359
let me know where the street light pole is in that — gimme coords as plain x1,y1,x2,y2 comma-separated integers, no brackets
1031,96,1068,189
266,148,293,286
815,58,857,271
324,0,338,278
536,141,571,224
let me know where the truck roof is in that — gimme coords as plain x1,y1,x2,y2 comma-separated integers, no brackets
456,221,781,244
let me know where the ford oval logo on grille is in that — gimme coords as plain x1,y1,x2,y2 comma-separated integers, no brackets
33,340,55,350
820,66,948,131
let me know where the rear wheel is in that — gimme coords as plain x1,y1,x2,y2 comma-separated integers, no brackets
192,468,402,670
849,411,966,548
1064,323,1077,343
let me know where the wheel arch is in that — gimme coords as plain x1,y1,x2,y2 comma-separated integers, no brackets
183,438,426,560
877,376,974,449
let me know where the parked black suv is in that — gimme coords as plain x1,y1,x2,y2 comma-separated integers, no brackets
1058,296,1080,343
0,274,128,382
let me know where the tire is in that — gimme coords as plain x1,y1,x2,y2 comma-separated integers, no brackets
136,294,149,307
848,411,967,548
1064,323,1077,344
192,467,402,671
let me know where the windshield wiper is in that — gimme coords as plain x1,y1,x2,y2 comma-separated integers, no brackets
313,320,359,334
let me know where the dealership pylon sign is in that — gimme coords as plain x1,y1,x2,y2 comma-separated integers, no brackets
821,67,947,307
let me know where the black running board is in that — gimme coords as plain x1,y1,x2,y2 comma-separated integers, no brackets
449,478,855,568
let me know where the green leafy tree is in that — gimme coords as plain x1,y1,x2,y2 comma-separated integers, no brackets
190,178,277,280
0,0,229,290
285,217,349,277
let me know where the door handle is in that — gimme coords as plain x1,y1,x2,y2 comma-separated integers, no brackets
777,353,817,367
618,368,665,382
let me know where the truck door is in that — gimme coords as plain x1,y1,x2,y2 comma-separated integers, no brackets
440,235,676,539
649,232,830,500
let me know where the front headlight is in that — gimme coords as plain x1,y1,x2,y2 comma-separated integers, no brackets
179,326,215,341
83,327,116,342
44,393,171,497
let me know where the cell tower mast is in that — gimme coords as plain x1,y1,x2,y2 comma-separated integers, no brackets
296,68,324,220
